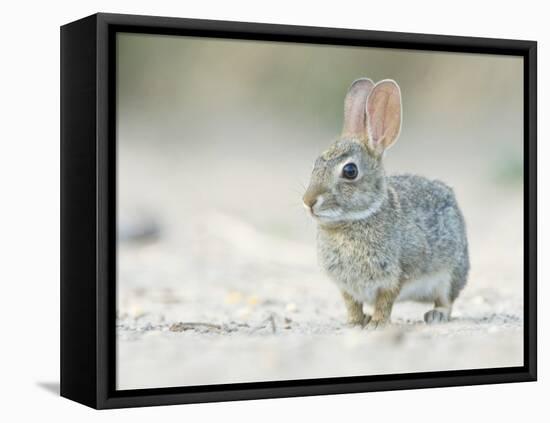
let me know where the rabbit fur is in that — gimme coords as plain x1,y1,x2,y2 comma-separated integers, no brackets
303,78,469,328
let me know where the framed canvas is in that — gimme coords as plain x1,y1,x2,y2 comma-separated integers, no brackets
60,12,537,409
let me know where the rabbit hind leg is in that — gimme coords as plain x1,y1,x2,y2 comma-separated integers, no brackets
424,259,469,324
424,297,453,324
424,273,453,324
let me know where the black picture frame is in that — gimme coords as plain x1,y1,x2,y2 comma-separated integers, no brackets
60,12,537,409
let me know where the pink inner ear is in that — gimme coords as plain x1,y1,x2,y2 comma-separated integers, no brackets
342,79,375,138
366,81,401,151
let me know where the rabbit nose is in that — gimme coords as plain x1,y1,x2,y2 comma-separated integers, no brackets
303,189,321,211
303,198,317,210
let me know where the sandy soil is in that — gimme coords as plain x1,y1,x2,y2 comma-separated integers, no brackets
116,145,524,389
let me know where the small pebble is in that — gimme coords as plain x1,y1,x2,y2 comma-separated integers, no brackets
236,306,251,319
285,303,298,312
247,295,259,306
471,295,486,305
224,291,243,305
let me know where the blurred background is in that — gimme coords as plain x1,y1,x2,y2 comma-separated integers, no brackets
116,33,524,390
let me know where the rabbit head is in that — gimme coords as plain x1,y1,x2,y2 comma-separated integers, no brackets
303,79,402,225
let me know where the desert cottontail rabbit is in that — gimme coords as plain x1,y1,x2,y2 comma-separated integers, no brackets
303,78,469,328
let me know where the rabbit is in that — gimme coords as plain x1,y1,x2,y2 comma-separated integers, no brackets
302,78,469,328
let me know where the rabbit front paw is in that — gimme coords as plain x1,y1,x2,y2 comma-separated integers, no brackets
364,317,390,330
348,313,372,327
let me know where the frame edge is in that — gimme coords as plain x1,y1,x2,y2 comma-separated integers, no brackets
74,12,538,409
60,13,100,409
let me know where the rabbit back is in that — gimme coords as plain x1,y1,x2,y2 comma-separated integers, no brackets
389,174,469,301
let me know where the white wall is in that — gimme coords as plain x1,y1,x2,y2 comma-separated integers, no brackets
1,0,545,421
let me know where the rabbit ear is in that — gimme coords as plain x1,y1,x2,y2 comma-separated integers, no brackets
341,78,375,139
366,80,402,154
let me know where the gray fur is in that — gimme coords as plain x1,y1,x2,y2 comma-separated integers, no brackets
303,79,469,326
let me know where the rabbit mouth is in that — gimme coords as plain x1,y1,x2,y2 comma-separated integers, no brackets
309,208,348,224
313,197,384,223
303,194,382,223
302,202,317,217
303,201,341,221
314,209,343,220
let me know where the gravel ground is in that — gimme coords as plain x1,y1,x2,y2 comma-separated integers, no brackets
117,200,523,390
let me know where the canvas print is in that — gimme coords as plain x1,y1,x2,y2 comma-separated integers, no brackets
116,33,524,390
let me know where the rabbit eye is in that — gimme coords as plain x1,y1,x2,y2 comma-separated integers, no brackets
342,163,358,180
